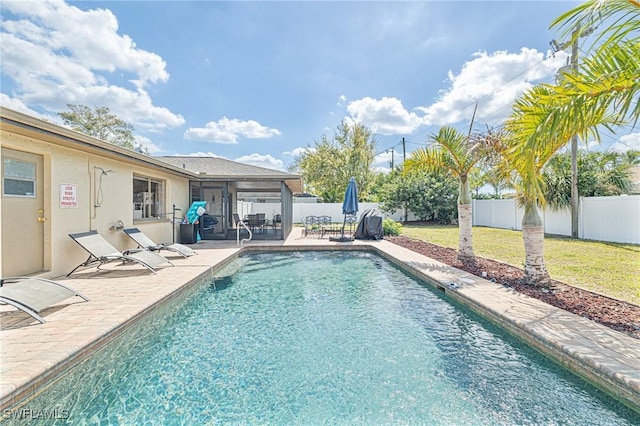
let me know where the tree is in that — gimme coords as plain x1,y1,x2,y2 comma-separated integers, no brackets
503,83,617,286
472,127,516,198
543,150,636,209
405,126,484,263
292,120,377,202
621,149,640,167
545,2,639,139
502,0,639,286
58,104,136,150
376,168,458,223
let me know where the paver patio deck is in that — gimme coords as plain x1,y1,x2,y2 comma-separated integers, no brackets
1,228,639,414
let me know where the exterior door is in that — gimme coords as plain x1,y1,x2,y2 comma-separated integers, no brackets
200,186,226,239
1,148,45,275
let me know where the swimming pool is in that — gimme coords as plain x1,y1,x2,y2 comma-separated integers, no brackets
8,251,639,424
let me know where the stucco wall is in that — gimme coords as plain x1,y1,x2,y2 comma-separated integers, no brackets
1,131,190,278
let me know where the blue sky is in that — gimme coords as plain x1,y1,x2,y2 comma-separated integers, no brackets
2,0,638,173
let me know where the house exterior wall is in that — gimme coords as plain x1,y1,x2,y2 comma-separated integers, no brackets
0,128,190,278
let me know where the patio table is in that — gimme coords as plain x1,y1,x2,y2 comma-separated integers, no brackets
321,223,346,238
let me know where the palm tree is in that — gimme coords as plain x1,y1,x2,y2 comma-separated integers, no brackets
543,150,635,209
621,149,640,165
502,0,639,286
474,126,516,198
405,127,482,264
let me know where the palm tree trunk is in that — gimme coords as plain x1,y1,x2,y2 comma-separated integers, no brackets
522,204,551,287
457,179,475,264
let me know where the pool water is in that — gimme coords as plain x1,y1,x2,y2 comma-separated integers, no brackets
12,251,639,425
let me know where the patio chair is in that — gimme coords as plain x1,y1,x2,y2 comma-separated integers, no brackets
345,214,358,236
318,215,330,235
246,214,263,234
272,214,281,232
233,213,249,234
303,215,321,237
0,277,90,324
67,230,173,276
256,213,266,232
122,228,196,258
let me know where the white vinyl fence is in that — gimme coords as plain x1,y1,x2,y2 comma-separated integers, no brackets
241,195,639,244
473,195,640,244
242,202,403,224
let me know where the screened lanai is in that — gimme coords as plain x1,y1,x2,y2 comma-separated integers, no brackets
158,156,303,241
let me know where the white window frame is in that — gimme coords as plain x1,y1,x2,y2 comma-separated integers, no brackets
2,157,36,198
133,175,165,220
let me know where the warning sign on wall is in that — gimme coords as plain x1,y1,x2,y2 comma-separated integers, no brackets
60,183,78,208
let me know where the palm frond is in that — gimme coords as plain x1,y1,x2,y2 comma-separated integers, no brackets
551,0,640,50
405,148,454,176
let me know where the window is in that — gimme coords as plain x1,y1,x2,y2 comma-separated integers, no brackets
133,175,164,219
3,158,36,197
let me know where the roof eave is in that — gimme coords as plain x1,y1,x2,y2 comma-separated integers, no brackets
0,107,196,178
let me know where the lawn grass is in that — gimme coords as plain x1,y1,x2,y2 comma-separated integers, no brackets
401,224,640,306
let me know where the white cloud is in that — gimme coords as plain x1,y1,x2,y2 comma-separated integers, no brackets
171,152,223,157
373,165,391,175
343,49,568,136
346,96,424,135
374,150,394,166
610,133,640,153
0,0,184,132
0,93,71,126
183,117,281,144
0,93,43,117
235,153,284,171
168,151,284,171
337,94,347,106
418,48,569,126
1,0,168,85
133,135,162,154
284,147,314,158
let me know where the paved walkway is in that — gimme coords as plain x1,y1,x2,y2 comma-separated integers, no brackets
1,228,639,413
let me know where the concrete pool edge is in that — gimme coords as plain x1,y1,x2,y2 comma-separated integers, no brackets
1,239,639,414
1,248,245,412
365,243,640,413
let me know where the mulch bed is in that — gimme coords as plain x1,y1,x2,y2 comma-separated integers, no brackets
387,236,640,339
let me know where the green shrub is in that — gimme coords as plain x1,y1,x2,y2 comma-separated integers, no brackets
382,218,402,236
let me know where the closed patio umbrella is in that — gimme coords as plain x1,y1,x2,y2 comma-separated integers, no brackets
330,177,359,242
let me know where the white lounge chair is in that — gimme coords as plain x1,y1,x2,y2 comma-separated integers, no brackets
68,230,173,276
0,277,90,323
123,227,196,258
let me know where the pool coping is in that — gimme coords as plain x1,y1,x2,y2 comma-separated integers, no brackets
367,244,640,413
1,231,639,415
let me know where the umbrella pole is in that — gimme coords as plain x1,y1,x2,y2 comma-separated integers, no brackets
330,214,353,242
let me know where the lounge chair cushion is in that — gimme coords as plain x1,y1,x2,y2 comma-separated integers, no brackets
125,250,174,269
0,277,89,323
68,230,172,276
123,228,196,257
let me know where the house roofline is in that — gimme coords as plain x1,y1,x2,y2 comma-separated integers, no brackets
1,107,196,178
0,107,304,193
